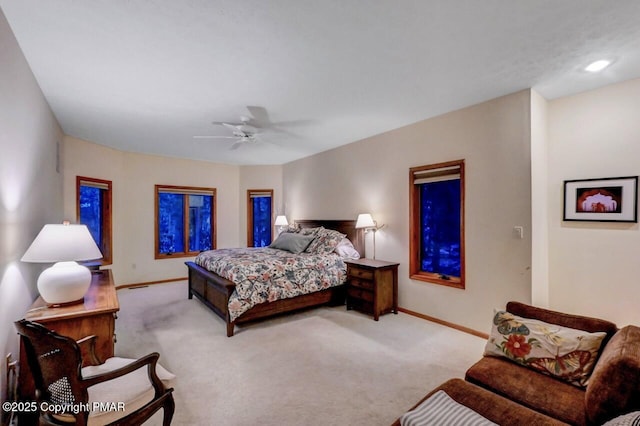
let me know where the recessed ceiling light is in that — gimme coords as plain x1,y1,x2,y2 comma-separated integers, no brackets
585,60,611,73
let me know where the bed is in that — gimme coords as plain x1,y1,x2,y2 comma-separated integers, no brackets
185,220,364,336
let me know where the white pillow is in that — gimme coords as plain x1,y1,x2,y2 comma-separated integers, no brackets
334,238,360,259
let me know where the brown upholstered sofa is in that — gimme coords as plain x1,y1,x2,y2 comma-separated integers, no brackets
393,302,640,426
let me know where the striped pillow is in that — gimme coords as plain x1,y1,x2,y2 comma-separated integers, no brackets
602,412,640,426
400,390,497,426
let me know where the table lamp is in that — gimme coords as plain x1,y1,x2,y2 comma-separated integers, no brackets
274,215,289,227
21,222,103,306
355,213,383,259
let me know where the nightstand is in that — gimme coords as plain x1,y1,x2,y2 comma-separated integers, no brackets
345,258,399,320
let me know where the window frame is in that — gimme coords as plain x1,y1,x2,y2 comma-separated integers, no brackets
409,159,465,289
246,189,274,247
154,185,216,259
76,176,113,265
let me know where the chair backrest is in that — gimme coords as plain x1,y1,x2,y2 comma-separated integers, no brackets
15,319,89,408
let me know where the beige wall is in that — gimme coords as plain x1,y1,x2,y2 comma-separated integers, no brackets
284,90,533,333
63,137,242,285
547,78,640,327
0,8,63,404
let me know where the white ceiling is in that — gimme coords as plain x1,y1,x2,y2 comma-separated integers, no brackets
2,1,640,165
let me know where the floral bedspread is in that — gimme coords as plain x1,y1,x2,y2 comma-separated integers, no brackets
195,247,347,321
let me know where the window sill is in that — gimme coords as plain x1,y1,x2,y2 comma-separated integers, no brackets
410,272,464,290
155,252,201,260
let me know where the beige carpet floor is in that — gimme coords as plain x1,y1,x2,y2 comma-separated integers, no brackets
115,281,486,426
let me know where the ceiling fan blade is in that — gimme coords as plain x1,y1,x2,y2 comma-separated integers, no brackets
246,106,313,128
193,135,237,139
270,119,315,128
221,122,240,131
230,140,245,150
211,120,243,126
246,106,270,126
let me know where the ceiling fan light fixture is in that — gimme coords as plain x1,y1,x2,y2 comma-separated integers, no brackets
238,124,257,134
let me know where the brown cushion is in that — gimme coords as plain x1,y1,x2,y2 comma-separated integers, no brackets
586,325,640,425
506,301,618,344
466,356,587,425
392,378,567,426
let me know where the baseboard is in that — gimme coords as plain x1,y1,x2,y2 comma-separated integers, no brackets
398,307,489,340
116,277,187,290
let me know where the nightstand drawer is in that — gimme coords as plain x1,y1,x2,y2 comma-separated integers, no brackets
348,298,373,315
349,277,374,290
348,267,373,281
347,287,373,303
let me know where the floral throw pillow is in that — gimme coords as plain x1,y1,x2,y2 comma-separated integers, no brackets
304,228,346,255
280,224,301,234
484,310,607,387
299,226,322,236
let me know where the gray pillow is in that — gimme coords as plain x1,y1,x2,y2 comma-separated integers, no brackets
269,233,315,254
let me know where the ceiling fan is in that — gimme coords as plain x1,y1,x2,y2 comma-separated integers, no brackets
193,106,313,149
193,116,262,150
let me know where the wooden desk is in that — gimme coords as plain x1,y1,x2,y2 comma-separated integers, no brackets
18,269,119,400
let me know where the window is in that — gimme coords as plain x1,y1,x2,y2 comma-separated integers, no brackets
155,185,216,258
409,160,465,289
247,189,273,247
77,176,112,264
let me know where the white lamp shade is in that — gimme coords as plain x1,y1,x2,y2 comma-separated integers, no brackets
22,224,103,263
274,215,289,226
355,213,376,229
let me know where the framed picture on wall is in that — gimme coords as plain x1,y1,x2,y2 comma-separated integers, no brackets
563,176,638,222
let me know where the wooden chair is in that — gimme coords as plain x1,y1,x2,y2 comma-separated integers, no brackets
15,319,175,425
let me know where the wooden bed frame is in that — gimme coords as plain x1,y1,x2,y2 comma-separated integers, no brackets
185,219,365,337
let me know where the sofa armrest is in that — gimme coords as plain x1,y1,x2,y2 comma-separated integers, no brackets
586,325,640,425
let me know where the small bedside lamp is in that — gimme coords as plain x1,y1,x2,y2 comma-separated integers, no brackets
355,213,383,259
21,222,103,306
274,215,289,227
274,215,289,235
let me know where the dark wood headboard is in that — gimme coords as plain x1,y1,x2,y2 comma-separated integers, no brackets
295,219,365,258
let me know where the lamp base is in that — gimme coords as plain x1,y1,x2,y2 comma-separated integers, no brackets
37,261,91,305
46,297,86,308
